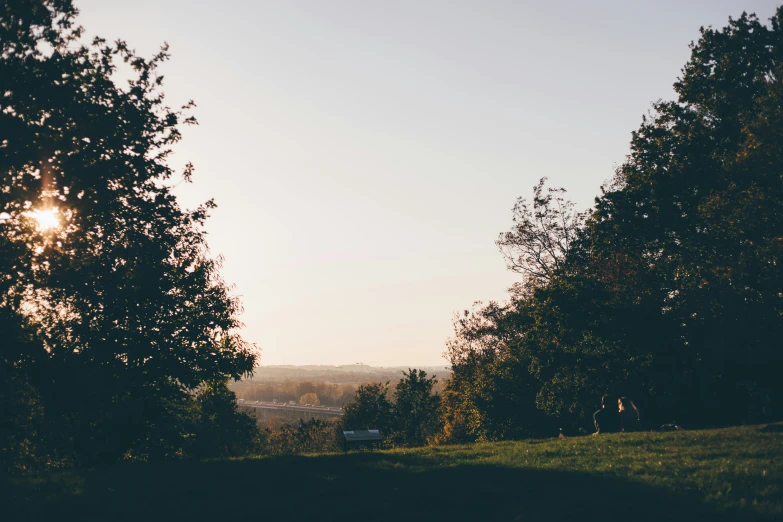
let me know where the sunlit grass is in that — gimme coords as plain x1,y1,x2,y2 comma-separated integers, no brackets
4,424,781,521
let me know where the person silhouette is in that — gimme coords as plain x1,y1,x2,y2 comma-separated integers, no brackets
592,393,621,435
618,397,641,432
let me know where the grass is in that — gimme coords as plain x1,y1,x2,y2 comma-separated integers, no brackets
3,424,781,521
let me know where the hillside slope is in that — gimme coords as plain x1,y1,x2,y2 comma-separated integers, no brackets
4,425,781,521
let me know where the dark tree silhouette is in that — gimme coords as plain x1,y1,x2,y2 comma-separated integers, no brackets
392,369,441,447
341,382,393,434
445,8,783,437
496,178,586,295
0,0,257,467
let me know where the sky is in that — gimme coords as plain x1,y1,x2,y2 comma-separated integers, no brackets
75,0,781,366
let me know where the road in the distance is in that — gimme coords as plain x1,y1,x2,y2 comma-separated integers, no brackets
240,400,344,417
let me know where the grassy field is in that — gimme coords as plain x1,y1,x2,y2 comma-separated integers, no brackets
3,424,781,521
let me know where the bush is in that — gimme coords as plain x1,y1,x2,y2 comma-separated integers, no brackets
261,419,341,455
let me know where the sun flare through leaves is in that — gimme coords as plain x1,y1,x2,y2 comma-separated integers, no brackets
27,208,60,232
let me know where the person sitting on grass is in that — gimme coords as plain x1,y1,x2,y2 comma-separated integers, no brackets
592,393,621,436
618,397,641,432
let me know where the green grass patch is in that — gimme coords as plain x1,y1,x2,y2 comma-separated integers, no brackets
3,424,781,521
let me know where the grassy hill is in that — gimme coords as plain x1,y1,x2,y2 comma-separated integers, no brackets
4,424,781,521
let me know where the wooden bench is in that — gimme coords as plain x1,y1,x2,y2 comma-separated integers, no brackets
343,429,383,451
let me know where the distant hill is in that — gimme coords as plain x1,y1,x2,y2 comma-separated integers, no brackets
246,364,450,384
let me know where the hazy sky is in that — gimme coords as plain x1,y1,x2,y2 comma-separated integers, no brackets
76,1,780,366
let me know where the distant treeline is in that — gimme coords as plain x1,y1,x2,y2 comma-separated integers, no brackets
231,375,448,407
244,365,451,385
233,381,358,406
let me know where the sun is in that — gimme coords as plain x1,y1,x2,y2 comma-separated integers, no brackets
29,208,60,232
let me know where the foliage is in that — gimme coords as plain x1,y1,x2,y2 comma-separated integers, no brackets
340,382,394,435
232,381,359,406
189,381,260,459
577,8,783,426
496,177,587,295
339,370,443,448
299,392,320,406
444,8,783,439
391,369,441,446
442,301,556,442
0,0,256,467
0,370,50,472
260,419,341,456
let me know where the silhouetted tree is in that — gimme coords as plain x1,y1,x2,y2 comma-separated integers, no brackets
392,369,441,446
497,178,586,296
0,0,256,466
188,380,260,459
445,8,783,438
341,382,393,435
443,301,555,441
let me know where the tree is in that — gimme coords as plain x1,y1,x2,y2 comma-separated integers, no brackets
585,8,783,425
341,382,393,434
0,0,257,466
392,369,441,447
443,301,556,441
496,178,587,296
190,380,260,459
300,392,320,406
340,371,443,447
445,8,783,439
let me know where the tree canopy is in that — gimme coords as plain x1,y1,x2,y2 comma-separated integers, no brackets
1,0,256,468
341,370,442,447
444,8,783,440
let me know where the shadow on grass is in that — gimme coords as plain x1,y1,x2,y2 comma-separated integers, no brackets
3,451,772,522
